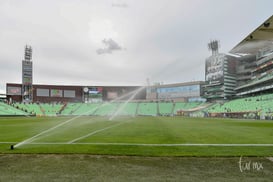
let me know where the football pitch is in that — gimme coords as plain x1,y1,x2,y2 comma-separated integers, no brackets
0,116,273,156
1,116,273,181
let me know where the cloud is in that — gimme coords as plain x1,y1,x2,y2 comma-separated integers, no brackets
96,38,123,55
112,2,128,8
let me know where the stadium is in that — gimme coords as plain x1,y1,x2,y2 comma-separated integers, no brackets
3,16,273,119
1,10,273,182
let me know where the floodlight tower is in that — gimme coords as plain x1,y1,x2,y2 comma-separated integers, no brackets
22,45,33,103
208,40,220,56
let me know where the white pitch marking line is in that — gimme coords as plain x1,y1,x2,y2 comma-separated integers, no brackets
14,115,86,148
67,122,125,144
0,142,18,144
23,142,273,147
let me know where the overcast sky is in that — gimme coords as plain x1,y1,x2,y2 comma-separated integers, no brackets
1,0,273,93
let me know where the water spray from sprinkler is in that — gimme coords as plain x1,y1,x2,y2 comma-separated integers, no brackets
109,86,145,120
13,86,147,149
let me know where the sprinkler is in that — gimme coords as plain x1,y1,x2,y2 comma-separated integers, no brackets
10,145,14,150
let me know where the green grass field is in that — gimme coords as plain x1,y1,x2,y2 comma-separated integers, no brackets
1,154,272,182
1,116,273,181
0,116,273,156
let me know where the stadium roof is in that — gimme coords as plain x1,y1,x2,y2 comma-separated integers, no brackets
230,15,273,55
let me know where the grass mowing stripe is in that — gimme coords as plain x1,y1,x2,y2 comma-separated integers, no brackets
22,142,273,147
1,155,272,181
13,116,100,148
67,121,126,144
0,142,18,144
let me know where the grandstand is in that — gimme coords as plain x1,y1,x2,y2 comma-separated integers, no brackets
158,102,174,116
0,101,205,117
93,103,118,116
14,103,42,115
67,103,99,115
59,101,203,117
202,93,273,119
117,102,138,116
235,50,273,96
0,102,28,116
137,102,158,116
5,90,273,119
12,102,63,116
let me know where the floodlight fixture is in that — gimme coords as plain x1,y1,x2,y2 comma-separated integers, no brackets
24,45,32,61
208,40,220,55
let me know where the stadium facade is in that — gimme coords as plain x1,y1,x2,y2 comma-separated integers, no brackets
204,15,273,102
203,41,237,101
6,81,205,103
235,47,273,96
146,81,205,102
231,15,273,97
6,83,146,103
